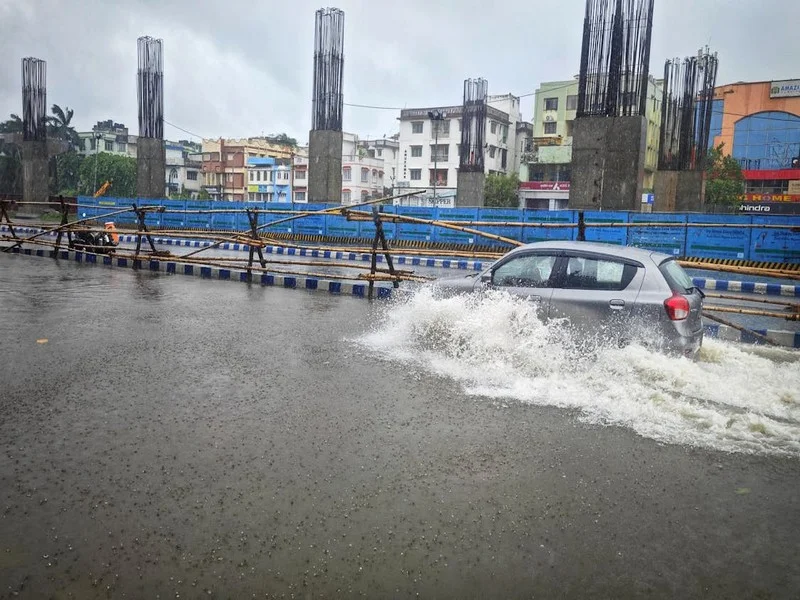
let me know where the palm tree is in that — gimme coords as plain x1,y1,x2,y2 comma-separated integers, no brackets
47,104,80,149
0,114,23,134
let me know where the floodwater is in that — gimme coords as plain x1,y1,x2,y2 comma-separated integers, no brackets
1,254,799,599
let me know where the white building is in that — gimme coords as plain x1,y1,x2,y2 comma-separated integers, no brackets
341,132,385,205
165,142,203,198
77,120,138,159
395,94,531,205
358,137,399,191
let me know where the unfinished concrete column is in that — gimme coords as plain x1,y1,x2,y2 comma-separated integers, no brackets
308,8,345,204
136,36,165,199
20,57,48,216
456,78,488,207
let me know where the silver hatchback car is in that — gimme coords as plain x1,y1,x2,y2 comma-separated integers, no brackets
434,241,704,357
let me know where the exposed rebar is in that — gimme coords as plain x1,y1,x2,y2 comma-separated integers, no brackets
311,8,345,132
21,58,47,142
137,36,164,139
459,78,488,173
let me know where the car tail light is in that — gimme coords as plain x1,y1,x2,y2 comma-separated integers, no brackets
664,293,690,321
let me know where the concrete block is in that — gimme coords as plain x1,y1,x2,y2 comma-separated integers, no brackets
456,171,486,207
569,116,647,211
308,130,343,204
21,141,49,215
136,137,166,198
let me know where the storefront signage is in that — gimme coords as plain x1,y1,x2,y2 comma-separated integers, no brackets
519,181,571,191
788,180,800,195
744,193,800,203
770,79,800,98
739,202,800,215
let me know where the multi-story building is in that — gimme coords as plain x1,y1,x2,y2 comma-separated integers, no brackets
395,94,529,206
77,120,138,159
165,141,202,198
201,138,296,201
341,132,385,205
293,155,308,203
359,136,399,191
710,79,800,210
521,77,663,209
246,157,292,202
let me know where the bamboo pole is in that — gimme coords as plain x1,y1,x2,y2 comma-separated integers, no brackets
704,305,800,321
344,209,524,248
703,313,778,346
680,261,800,280
703,293,800,309
180,190,424,259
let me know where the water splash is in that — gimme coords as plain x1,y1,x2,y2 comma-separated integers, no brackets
359,288,800,457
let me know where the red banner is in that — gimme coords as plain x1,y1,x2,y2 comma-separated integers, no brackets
519,181,571,191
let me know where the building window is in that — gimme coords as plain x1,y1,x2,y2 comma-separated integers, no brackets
226,173,233,183
433,120,450,137
488,146,496,158
361,168,369,183
295,170,306,180
372,169,378,183
490,121,497,134
342,190,351,203
429,169,448,186
104,140,114,151
249,171,254,182
343,167,351,181
544,122,558,135
733,111,800,170
410,145,423,157
430,144,449,162
410,169,422,181
545,97,559,111
187,171,198,181
295,191,306,202
411,121,424,134
566,95,578,111
227,153,235,160
117,143,126,153
377,149,383,157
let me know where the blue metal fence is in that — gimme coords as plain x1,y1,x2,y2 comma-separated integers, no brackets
77,197,800,263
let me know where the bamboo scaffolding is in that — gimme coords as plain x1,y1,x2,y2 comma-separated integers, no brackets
703,293,800,310
180,190,424,259
704,305,800,321
679,261,800,281
703,313,778,346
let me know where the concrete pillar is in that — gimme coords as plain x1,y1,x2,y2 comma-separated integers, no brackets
653,171,678,212
456,171,486,207
654,170,705,213
308,130,343,204
136,137,166,199
675,171,705,212
21,140,49,217
569,116,647,211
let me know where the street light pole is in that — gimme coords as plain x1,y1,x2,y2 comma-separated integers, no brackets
428,110,446,204
92,132,102,195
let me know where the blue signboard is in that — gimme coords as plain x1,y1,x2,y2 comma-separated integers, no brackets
629,213,687,256
396,206,437,242
750,216,800,264
359,206,396,241
184,200,212,229
522,210,576,244
161,199,187,228
583,211,629,245
686,214,752,260
432,207,479,245
476,208,524,247
325,213,359,239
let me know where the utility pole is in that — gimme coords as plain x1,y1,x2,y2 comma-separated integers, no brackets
92,131,102,195
428,110,446,204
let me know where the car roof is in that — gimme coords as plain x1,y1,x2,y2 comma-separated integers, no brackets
508,240,671,263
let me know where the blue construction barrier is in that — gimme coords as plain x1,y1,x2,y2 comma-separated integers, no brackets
359,206,397,240
396,206,437,243
522,210,576,244
584,211,629,246
475,208,523,247
76,197,799,262
629,213,686,257
432,208,479,245
750,216,800,263
686,214,752,261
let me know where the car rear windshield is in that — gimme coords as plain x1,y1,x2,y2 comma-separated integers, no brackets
659,259,694,293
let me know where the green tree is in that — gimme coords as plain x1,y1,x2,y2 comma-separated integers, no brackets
0,114,23,134
0,139,22,194
484,173,521,208
55,151,84,195
78,153,137,197
267,133,298,147
197,188,212,200
47,105,80,149
705,143,745,207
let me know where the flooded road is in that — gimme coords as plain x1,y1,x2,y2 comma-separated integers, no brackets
1,254,799,599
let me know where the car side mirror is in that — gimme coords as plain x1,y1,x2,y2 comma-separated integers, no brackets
480,272,492,284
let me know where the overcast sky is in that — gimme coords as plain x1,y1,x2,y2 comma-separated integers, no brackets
1,0,797,145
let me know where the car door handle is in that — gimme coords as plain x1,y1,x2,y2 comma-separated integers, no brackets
529,295,542,302
609,299,625,310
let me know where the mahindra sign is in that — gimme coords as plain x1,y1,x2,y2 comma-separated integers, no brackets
520,181,571,191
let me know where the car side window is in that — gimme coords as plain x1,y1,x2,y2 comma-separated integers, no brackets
492,254,557,288
560,256,637,291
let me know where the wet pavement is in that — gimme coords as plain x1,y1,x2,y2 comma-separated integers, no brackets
1,254,799,599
